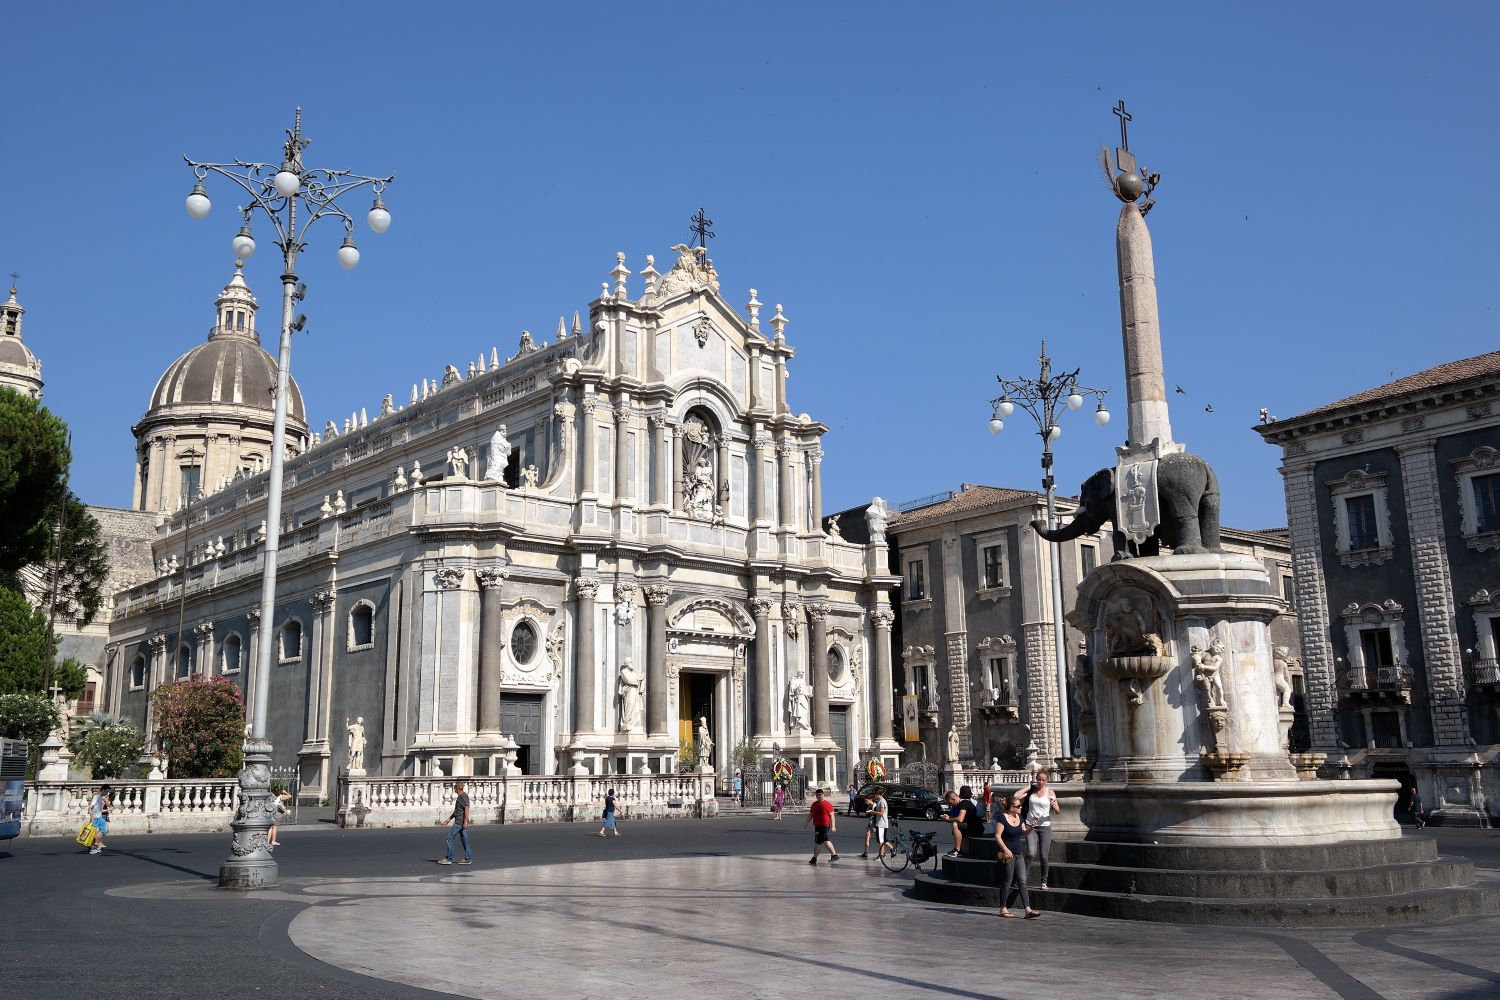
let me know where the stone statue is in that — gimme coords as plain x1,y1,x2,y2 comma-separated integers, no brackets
1103,594,1165,657
617,660,644,733
825,516,843,541
447,446,470,480
485,425,511,482
686,455,716,520
522,465,540,488
1272,646,1295,709
346,717,367,771
442,364,461,387
946,725,960,764
696,716,713,766
1072,656,1095,717
380,393,395,417
1031,456,1222,560
865,497,890,543
1191,638,1227,710
788,669,812,732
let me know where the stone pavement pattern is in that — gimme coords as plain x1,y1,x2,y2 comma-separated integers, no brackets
112,851,1500,1000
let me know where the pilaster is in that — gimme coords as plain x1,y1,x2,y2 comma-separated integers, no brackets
1282,461,1342,752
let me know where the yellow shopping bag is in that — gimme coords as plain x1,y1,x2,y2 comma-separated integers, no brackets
75,822,97,847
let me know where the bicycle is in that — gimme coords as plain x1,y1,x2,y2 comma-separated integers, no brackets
878,817,939,873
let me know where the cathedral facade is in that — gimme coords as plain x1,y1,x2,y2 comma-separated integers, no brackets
102,245,901,801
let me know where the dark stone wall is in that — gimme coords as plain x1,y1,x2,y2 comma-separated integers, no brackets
328,582,392,772
266,597,313,768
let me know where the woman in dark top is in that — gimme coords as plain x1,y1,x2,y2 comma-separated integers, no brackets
598,788,619,838
994,793,1039,918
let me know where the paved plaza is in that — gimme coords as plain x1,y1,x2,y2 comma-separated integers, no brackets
7,817,1500,999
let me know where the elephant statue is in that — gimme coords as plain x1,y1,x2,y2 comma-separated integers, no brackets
1031,451,1221,559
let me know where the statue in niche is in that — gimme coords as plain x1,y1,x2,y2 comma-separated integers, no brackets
946,725,961,764
522,465,540,488
1191,638,1227,710
617,661,644,733
1272,646,1296,709
345,717,367,771
484,425,511,482
788,669,812,732
686,455,716,520
447,446,470,480
697,716,714,766
1103,594,1166,657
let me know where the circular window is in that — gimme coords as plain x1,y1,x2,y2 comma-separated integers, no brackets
827,647,844,684
510,620,538,665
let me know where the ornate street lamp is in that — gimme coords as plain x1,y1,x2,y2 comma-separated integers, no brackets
988,340,1108,760
183,108,393,889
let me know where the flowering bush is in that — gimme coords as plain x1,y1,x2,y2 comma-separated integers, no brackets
150,675,245,778
70,714,145,778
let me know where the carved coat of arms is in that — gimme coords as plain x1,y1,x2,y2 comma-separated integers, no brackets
1115,457,1160,547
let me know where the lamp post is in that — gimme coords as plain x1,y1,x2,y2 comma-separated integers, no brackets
988,340,1108,761
184,108,393,889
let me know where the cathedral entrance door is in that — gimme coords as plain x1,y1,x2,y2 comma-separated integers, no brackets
500,693,543,774
829,707,848,789
678,672,716,758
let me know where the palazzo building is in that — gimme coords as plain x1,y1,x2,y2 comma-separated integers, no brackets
1257,349,1500,825
883,484,1302,769
101,244,902,801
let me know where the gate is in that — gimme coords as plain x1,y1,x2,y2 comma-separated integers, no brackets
739,766,808,807
898,760,942,794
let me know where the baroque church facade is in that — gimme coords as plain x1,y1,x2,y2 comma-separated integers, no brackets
101,245,902,802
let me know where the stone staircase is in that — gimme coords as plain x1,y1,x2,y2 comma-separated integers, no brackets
913,836,1500,927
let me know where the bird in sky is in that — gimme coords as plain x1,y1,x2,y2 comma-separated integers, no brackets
1204,404,1215,413
1175,385,1186,395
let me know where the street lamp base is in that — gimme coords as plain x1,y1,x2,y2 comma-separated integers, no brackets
218,856,280,889
217,736,279,889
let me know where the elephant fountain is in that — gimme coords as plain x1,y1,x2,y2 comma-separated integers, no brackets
1031,451,1221,559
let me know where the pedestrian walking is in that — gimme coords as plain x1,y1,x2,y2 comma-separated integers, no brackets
995,793,1039,918
1409,786,1426,829
87,784,111,855
598,788,620,837
805,787,840,864
1022,769,1060,890
859,786,891,859
945,785,983,858
847,783,858,816
772,783,786,820
268,785,291,847
435,780,472,864
733,769,743,804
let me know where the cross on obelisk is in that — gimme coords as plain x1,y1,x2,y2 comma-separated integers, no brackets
689,208,715,250
1113,100,1138,175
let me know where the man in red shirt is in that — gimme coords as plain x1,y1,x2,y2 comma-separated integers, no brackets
804,787,840,865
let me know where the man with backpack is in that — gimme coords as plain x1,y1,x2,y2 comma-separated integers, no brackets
945,785,984,858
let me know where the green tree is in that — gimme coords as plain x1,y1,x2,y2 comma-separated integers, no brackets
0,690,60,775
0,588,85,695
0,390,70,574
150,676,245,778
69,714,145,779
30,495,109,629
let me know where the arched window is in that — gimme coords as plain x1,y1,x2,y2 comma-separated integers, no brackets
827,646,844,684
348,602,375,650
279,620,303,663
510,620,538,666
176,645,193,679
222,634,243,674
131,655,147,690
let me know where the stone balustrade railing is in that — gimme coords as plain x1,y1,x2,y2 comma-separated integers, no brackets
338,769,716,829
23,778,241,837
963,769,1038,790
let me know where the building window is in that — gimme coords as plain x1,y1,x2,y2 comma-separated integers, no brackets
510,620,538,665
1453,448,1500,552
1080,543,1098,577
1282,573,1296,608
1345,494,1380,550
176,645,193,679
906,560,925,600
986,657,1012,703
1327,469,1394,568
77,682,97,717
279,620,303,663
131,655,147,690
827,646,844,684
348,602,375,650
1476,473,1500,533
1360,627,1395,668
180,464,202,503
222,634,242,674
1341,600,1409,691
982,545,1005,588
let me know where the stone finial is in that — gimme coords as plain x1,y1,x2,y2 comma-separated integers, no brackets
612,251,630,299
477,353,487,374
256,520,267,542
601,281,611,302
770,303,788,341
214,536,226,558
410,460,424,488
333,490,347,515
321,495,334,518
394,465,408,492
640,255,659,298
571,311,582,337
360,407,369,428
468,361,477,379
410,384,419,404
747,289,762,331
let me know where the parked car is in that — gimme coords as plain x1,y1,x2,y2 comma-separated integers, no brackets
852,782,945,820
0,739,26,840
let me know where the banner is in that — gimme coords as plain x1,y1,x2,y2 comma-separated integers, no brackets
901,694,921,742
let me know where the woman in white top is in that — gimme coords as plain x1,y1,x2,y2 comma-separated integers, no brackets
1023,769,1060,890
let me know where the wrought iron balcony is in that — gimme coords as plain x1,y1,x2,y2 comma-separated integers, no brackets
1475,657,1500,691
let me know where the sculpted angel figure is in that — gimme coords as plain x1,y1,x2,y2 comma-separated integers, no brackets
1272,645,1296,709
1191,638,1227,710
447,445,470,480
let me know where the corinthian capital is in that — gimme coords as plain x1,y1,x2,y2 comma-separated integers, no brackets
476,567,510,590
750,597,773,617
575,577,601,600
644,585,672,607
804,603,828,624
871,610,896,630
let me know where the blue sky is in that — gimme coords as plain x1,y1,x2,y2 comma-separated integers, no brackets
5,4,1496,529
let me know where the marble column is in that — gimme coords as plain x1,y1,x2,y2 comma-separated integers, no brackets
808,604,830,739
579,397,598,495
752,597,773,738
476,568,508,733
574,578,600,736
670,425,684,512
751,434,769,523
809,448,824,533
776,444,794,530
651,415,670,508
872,610,895,746
645,585,671,737
614,402,631,502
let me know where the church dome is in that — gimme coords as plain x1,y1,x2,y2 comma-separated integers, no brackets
0,279,43,400
143,263,306,425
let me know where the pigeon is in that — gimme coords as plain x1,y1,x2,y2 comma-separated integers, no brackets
1204,405,1214,413
1175,385,1186,395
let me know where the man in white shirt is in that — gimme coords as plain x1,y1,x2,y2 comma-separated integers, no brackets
859,787,891,860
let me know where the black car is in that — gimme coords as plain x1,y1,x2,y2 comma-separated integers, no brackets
851,782,945,820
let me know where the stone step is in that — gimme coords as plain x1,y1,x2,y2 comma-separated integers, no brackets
962,836,1437,869
912,871,1500,928
938,854,1476,899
